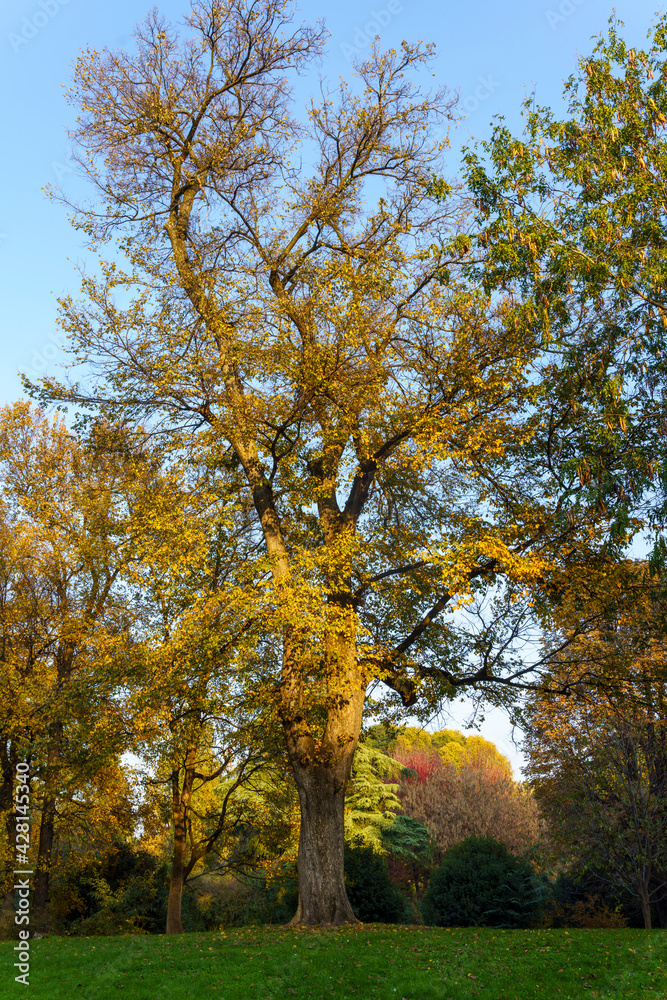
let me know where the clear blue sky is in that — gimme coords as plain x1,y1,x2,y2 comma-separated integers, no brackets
1,0,662,773
0,0,662,408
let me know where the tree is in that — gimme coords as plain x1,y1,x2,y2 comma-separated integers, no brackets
422,835,542,928
343,742,402,851
394,739,541,860
0,405,146,922
0,513,54,925
459,14,667,547
390,724,514,779
31,1,652,924
523,564,667,930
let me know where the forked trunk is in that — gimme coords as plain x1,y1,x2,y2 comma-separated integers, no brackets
289,763,358,926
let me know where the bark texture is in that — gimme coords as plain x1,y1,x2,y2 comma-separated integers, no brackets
166,750,196,935
282,635,365,926
34,720,63,918
289,764,357,926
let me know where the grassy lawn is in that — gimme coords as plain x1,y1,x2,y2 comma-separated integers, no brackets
1,925,665,999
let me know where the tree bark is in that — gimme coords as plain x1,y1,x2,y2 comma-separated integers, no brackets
639,882,652,930
33,794,56,916
289,762,357,926
34,720,63,920
166,747,196,934
282,632,365,926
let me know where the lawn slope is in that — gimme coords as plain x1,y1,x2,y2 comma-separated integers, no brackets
1,925,665,999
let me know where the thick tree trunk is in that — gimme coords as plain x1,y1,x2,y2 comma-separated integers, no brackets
289,763,357,926
282,630,366,926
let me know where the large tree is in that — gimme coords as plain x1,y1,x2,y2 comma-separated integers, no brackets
30,2,655,924
459,14,667,543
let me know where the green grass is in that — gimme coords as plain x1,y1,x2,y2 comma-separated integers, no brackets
1,926,665,999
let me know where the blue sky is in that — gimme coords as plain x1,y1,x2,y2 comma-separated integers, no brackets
0,0,662,409
1,0,663,773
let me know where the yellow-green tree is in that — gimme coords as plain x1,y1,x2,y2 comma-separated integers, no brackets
126,501,287,935
31,1,649,924
0,404,153,923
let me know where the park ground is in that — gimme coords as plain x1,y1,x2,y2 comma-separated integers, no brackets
0,925,665,999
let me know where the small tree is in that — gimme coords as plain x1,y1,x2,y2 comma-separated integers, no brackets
0,404,148,924
422,836,542,928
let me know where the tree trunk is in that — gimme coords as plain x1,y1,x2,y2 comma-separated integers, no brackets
34,793,56,916
289,762,358,926
282,631,365,926
166,807,186,934
166,747,196,934
34,666,68,923
639,883,652,930
34,720,63,919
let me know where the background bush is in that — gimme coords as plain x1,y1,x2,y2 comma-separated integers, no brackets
422,836,544,928
344,841,410,923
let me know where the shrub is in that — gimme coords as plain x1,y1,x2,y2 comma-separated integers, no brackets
50,842,188,935
543,893,628,929
422,836,543,928
543,869,638,928
344,841,410,923
194,873,299,928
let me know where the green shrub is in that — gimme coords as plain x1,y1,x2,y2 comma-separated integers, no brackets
422,836,543,928
344,841,410,923
194,873,299,928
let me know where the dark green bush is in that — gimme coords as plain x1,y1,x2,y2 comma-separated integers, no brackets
422,836,543,928
344,840,410,923
51,842,173,935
